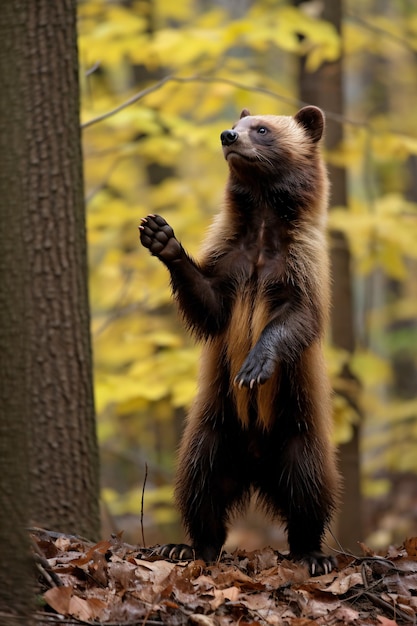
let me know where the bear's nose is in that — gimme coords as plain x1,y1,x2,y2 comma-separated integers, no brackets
220,129,239,146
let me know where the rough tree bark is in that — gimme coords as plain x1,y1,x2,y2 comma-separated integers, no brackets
24,0,100,539
0,0,100,587
295,0,363,551
0,3,33,621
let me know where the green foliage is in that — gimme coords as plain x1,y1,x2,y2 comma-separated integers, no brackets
79,0,417,542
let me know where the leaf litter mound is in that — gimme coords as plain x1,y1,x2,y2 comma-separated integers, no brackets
32,528,417,625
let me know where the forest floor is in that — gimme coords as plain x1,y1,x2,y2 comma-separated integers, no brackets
32,527,417,626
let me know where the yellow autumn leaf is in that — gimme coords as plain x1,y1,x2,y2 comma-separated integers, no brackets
245,25,299,54
155,0,194,23
377,243,406,280
96,414,119,443
172,379,197,408
152,505,179,525
332,395,359,445
88,198,138,230
144,485,174,506
78,3,148,67
101,5,147,36
125,347,198,407
372,133,410,161
362,478,391,499
327,131,368,171
103,484,176,521
222,17,253,47
400,134,417,155
140,135,183,165
95,336,154,369
370,297,417,329
125,376,169,402
94,373,132,413
148,27,226,67
328,208,375,261
92,106,162,135
350,351,392,388
284,5,341,71
377,398,417,424
343,22,372,56
325,345,350,378
115,395,149,418
376,193,408,216
305,41,340,73
101,487,119,506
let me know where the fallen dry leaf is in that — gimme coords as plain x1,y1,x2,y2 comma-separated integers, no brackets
358,541,376,557
33,528,417,625
210,585,240,609
43,586,72,615
189,615,216,625
377,616,400,626
322,570,363,594
404,536,417,557
68,594,105,621
44,585,107,621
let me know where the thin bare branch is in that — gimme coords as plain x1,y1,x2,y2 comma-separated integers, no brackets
81,74,174,129
81,73,366,131
140,462,148,548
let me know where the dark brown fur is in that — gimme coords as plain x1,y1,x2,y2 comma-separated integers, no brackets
139,106,340,575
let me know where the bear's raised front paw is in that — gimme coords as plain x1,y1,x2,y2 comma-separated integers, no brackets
139,214,182,262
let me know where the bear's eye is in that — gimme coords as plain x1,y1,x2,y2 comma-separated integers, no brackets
257,126,268,135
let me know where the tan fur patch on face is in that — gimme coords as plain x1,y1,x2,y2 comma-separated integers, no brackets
231,114,313,161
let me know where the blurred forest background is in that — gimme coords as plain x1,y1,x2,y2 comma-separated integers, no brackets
78,0,417,554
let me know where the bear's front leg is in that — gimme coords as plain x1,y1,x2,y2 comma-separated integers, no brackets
139,213,229,338
235,341,277,388
139,214,182,264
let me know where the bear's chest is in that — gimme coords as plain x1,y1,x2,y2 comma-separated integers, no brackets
235,219,288,280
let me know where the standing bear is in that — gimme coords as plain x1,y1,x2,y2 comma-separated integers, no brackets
139,106,340,575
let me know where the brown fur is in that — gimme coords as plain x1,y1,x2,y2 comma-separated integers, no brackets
139,106,340,575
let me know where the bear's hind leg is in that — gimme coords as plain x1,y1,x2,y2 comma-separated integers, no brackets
164,418,248,563
261,431,338,576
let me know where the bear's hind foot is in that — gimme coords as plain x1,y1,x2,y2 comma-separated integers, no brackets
154,543,195,560
154,542,220,563
292,551,337,576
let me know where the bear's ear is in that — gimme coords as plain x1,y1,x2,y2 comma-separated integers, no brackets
240,108,251,118
294,106,324,143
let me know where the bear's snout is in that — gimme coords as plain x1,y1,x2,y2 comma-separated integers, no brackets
220,129,239,146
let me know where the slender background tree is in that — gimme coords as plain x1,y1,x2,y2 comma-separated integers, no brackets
295,0,362,551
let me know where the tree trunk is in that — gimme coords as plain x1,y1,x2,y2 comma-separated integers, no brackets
295,0,363,551
0,3,33,621
0,0,101,611
23,0,100,539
